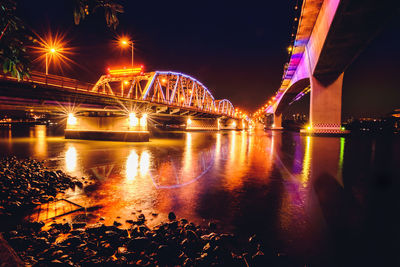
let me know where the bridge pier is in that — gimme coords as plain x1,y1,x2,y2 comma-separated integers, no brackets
301,73,349,135
65,112,150,142
219,118,248,130
271,113,283,130
185,118,220,131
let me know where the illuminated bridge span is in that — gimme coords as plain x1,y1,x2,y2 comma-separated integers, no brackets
91,69,235,117
259,0,396,135
0,69,247,141
0,69,236,117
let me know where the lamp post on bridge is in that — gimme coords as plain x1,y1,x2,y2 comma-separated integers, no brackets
45,47,57,75
119,37,134,67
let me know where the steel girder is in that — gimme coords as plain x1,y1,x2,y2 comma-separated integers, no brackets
91,71,236,117
215,99,235,117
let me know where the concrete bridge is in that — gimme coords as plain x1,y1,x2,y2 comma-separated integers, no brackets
0,68,248,141
264,0,397,135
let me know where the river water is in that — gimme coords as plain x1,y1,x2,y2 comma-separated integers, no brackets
1,125,399,266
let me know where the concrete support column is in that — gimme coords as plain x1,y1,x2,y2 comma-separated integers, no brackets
304,73,348,135
186,118,219,131
65,114,149,141
272,113,283,130
220,119,239,130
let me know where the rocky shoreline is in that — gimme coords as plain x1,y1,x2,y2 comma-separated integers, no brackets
0,157,83,220
3,215,271,266
0,157,277,266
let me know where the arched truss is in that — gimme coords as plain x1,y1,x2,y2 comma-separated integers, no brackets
215,99,235,117
91,71,235,117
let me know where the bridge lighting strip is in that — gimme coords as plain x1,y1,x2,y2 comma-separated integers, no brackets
155,71,215,100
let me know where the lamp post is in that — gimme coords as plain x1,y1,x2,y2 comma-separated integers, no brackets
45,47,57,75
120,38,134,67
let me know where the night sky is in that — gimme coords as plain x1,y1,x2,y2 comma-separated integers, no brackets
17,0,400,118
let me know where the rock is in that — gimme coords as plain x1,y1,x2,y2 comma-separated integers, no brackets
60,236,82,247
203,242,213,253
72,222,86,229
127,237,150,251
208,222,217,230
186,230,198,241
252,250,267,266
113,221,122,227
168,212,176,221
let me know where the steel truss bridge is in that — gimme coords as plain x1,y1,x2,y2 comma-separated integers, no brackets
0,70,237,119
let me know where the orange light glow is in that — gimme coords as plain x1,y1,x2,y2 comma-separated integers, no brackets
109,68,142,75
32,31,74,73
119,37,131,47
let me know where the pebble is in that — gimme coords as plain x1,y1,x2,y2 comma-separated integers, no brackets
168,211,176,221
0,157,85,219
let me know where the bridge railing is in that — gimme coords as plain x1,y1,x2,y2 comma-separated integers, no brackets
29,71,94,92
0,71,94,92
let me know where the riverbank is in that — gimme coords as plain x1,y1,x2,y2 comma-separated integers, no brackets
0,157,279,266
2,215,273,266
0,157,85,223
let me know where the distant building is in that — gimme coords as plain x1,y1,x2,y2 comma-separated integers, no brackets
390,109,400,118
346,109,400,134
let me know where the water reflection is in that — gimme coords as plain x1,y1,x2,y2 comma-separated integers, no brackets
337,137,345,181
65,145,77,172
30,125,48,158
126,149,139,180
1,127,399,265
302,135,311,186
139,151,151,177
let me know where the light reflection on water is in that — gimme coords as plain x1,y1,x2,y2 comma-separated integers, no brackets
1,125,399,264
65,145,77,172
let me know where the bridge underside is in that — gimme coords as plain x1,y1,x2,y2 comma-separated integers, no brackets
315,0,399,84
270,0,398,135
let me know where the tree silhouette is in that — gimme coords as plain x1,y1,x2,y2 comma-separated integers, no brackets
0,0,123,79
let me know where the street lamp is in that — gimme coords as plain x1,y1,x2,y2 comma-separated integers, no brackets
45,47,58,75
119,37,134,67
32,32,71,75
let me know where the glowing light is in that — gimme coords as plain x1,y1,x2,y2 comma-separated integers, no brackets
129,113,138,127
187,118,192,126
341,126,345,131
302,136,311,185
67,113,77,125
126,150,139,180
139,151,150,176
65,146,77,172
109,68,142,75
32,31,74,74
140,114,147,127
272,123,275,128
161,78,167,84
306,125,312,131
232,121,236,127
124,80,130,85
119,36,131,47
